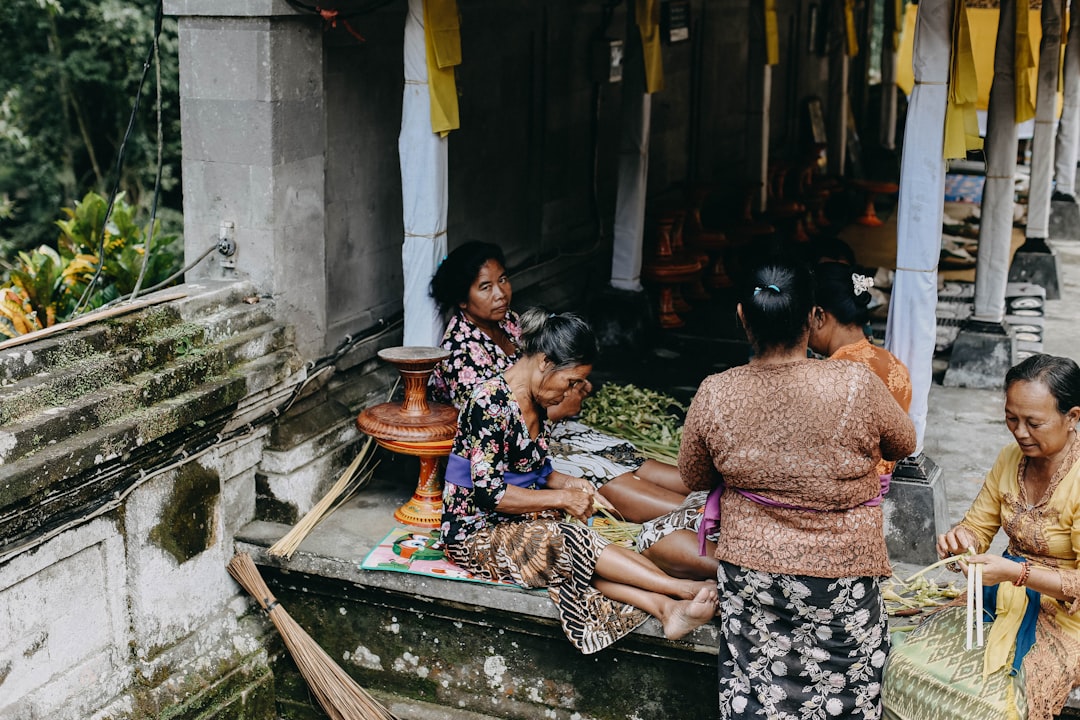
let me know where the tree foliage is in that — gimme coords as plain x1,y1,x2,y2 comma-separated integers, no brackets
0,0,182,259
0,190,181,337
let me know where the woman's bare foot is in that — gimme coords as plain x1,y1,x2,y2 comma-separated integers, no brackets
661,586,719,640
674,579,717,601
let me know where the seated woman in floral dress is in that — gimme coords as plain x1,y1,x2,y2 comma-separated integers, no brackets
441,307,718,653
430,241,688,523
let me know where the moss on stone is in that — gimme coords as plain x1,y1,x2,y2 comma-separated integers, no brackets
149,463,220,564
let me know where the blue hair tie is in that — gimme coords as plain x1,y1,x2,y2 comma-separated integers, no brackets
753,284,781,296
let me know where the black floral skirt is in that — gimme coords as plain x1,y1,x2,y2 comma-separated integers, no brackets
716,560,890,719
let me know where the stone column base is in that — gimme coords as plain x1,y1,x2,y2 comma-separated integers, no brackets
1008,240,1062,299
943,320,1015,389
883,453,950,567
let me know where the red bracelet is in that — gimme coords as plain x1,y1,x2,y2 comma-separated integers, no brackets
1015,560,1032,587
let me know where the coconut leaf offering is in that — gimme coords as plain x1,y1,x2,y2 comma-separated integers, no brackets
578,383,686,463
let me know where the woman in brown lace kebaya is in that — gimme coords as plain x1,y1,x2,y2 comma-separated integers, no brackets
679,257,916,719
883,354,1080,720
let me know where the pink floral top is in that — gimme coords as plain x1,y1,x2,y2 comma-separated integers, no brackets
432,310,522,410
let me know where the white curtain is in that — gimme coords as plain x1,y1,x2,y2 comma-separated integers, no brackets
399,0,449,346
611,91,652,292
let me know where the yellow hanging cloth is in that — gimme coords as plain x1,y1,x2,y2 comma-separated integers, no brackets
637,0,665,93
765,0,780,66
982,581,1029,679
943,0,983,159
423,0,461,136
1015,0,1037,124
845,0,859,56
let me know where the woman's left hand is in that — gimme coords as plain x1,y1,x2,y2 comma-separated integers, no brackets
963,553,1025,587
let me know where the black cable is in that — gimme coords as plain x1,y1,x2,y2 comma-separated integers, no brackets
131,12,165,301
72,0,166,318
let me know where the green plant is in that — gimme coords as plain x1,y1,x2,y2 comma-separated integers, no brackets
0,190,181,338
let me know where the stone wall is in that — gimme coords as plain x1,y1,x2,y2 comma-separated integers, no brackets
0,282,393,720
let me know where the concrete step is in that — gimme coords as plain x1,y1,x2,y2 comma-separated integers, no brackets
233,482,719,720
0,320,294,466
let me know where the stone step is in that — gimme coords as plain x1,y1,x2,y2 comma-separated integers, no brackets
0,280,262,386
0,321,294,466
233,488,720,720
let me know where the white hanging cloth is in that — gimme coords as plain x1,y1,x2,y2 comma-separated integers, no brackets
400,0,449,346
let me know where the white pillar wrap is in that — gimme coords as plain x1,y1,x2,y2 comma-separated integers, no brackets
1054,0,1080,196
885,0,953,451
973,0,1020,323
1026,0,1064,239
400,0,449,346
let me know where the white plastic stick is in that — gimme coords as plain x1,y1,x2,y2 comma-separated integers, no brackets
972,569,980,656
975,562,984,647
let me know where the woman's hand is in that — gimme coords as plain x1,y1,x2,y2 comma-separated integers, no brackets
562,486,596,524
547,379,593,421
547,473,598,522
964,553,1025,587
937,524,979,560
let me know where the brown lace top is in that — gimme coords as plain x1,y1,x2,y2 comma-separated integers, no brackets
680,358,917,578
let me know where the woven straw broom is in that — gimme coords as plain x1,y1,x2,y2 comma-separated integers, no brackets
227,552,398,720
268,436,379,559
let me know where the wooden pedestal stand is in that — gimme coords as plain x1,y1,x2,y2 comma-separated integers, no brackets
356,347,458,528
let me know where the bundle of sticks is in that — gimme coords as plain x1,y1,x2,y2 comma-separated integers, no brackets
227,552,398,720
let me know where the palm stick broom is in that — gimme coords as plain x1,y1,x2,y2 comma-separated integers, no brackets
269,381,398,559
268,435,379,559
227,552,399,720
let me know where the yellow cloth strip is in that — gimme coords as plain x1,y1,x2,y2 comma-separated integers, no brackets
944,0,983,159
636,0,665,93
423,0,461,136
898,6,1059,113
1016,0,1037,124
982,580,1028,679
765,0,780,66
845,0,859,56
892,0,903,52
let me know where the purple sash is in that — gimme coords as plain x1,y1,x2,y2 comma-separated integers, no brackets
444,452,552,490
696,475,891,556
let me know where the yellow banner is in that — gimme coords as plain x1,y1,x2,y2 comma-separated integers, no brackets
765,0,780,65
845,0,859,56
943,0,983,159
1015,0,1037,123
424,0,461,136
637,0,665,93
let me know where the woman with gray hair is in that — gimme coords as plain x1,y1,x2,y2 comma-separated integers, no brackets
441,307,718,654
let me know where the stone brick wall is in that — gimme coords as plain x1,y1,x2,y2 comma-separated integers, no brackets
0,282,390,719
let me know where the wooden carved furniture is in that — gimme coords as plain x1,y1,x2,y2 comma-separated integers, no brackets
356,347,457,528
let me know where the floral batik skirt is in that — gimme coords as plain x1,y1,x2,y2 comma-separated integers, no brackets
444,517,649,654
716,560,890,720
546,420,648,489
637,490,710,551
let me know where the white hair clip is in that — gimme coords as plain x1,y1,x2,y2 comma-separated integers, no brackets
852,273,874,296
